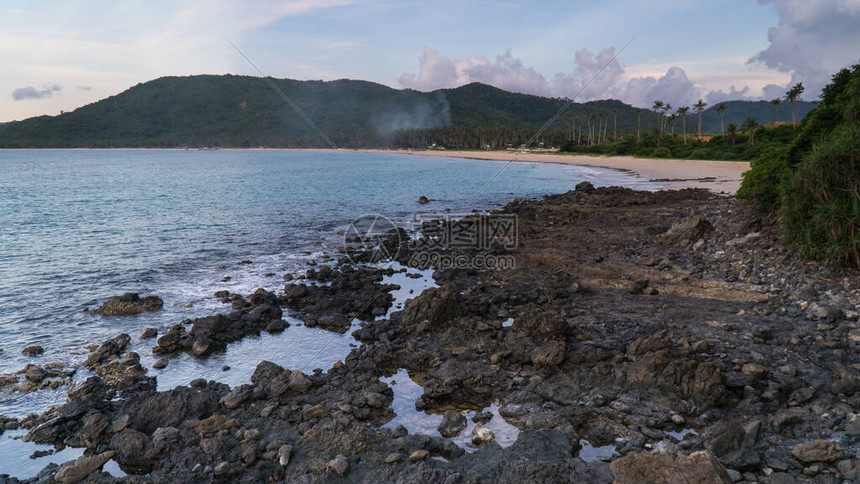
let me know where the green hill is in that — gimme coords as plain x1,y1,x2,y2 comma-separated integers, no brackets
0,74,818,148
701,99,818,134
0,75,654,149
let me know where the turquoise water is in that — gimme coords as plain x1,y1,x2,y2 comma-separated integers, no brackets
0,149,650,415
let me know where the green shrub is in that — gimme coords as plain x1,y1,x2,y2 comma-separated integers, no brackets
737,145,791,210
652,147,672,158
691,148,709,159
740,66,859,213
782,123,860,266
751,63,860,267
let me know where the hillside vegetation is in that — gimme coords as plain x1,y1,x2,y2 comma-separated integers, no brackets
0,74,813,150
699,99,816,134
0,76,650,149
739,64,860,267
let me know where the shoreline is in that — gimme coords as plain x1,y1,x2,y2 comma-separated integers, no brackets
11,183,858,482
5,181,859,482
3,147,749,194
225,148,750,195
358,149,749,195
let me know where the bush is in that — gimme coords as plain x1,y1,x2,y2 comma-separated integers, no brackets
741,63,860,267
652,147,672,158
740,65,859,213
782,121,860,266
736,145,790,211
690,148,709,159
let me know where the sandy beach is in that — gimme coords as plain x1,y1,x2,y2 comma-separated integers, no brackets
50,147,748,195
368,150,749,195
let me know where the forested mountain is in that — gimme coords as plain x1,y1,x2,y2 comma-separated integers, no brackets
0,74,816,148
700,99,817,134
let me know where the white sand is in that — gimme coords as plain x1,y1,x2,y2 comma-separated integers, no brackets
383,150,749,195
232,147,750,194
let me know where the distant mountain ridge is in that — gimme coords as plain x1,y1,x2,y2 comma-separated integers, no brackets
0,75,818,148
700,99,818,134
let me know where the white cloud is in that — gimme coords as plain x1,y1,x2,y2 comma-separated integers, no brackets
399,46,708,109
705,86,753,105
398,47,459,91
399,47,627,100
751,0,860,97
624,67,699,109
549,48,625,100
463,50,549,96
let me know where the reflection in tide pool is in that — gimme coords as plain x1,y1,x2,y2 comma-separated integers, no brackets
0,263,438,479
380,265,436,318
102,459,127,478
148,315,357,391
0,430,85,479
382,369,520,451
578,439,617,462
666,427,698,441
147,263,435,391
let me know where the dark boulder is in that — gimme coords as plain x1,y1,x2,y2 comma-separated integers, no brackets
659,215,714,248
575,181,595,193
511,307,568,340
401,285,464,330
22,345,44,356
121,386,221,434
610,450,733,483
111,428,153,474
92,293,163,316
23,364,47,383
437,410,467,438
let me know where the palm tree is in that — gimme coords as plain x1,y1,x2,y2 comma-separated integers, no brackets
662,103,672,132
726,122,737,145
597,113,603,144
693,99,708,137
636,109,642,141
716,103,727,135
770,98,782,122
584,115,589,145
588,114,595,145
785,82,805,127
612,109,618,142
652,101,664,131
652,101,664,147
602,113,609,144
741,118,758,146
677,106,690,145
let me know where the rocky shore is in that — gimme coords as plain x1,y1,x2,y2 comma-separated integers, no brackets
3,185,860,483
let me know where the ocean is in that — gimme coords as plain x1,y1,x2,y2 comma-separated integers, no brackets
0,149,653,476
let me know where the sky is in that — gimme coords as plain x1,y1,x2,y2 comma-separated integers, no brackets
1,0,859,122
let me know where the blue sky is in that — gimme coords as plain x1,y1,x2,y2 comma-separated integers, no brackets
2,0,858,122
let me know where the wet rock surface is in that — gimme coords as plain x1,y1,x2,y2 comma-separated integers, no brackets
7,186,860,483
1,364,75,394
90,293,163,316
153,289,287,356
283,266,398,329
